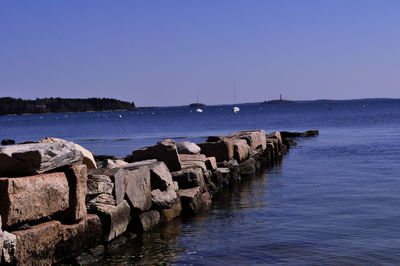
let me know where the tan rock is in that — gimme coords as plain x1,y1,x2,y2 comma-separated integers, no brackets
13,220,63,265
0,173,69,227
57,214,102,259
64,164,88,222
228,130,267,150
179,154,207,171
232,138,251,162
205,157,217,170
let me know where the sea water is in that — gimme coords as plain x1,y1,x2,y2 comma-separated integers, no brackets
1,99,400,265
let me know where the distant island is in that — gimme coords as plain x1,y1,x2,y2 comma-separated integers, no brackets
263,94,294,104
0,97,136,115
188,103,206,107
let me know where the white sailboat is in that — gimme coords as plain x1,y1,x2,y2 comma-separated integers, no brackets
232,84,240,114
195,92,203,113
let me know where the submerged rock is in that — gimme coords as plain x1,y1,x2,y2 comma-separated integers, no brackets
1,139,15,145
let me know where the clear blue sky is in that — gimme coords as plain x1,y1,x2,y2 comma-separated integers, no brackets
1,1,400,106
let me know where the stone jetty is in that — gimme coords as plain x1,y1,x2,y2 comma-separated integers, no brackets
0,129,318,265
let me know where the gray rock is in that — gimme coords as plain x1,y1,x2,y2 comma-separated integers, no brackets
125,139,182,171
87,175,114,196
124,166,152,211
122,161,173,192
151,188,178,209
176,141,201,154
104,167,129,205
2,231,16,264
122,159,157,170
93,200,131,242
87,193,116,211
172,167,205,189
0,142,82,176
39,137,97,169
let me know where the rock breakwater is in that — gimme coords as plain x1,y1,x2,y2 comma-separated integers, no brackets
0,129,318,265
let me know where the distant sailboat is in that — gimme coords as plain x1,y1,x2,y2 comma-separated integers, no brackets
195,92,203,113
232,84,240,114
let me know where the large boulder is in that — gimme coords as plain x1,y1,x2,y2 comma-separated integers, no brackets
124,166,152,211
0,173,69,228
151,187,178,209
228,130,266,150
232,138,251,162
0,142,82,177
176,141,201,154
125,139,182,172
171,167,205,190
197,139,234,162
123,160,174,191
39,137,97,169
179,154,207,171
12,220,63,265
64,164,88,222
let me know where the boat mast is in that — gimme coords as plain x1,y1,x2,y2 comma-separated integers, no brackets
233,83,236,105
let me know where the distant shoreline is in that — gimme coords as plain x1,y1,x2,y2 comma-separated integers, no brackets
1,97,398,116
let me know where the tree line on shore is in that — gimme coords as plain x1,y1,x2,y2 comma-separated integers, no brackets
0,97,136,115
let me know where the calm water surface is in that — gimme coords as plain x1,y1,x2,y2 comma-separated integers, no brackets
1,99,400,265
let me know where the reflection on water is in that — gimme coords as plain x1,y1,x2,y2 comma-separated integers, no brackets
97,168,273,265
